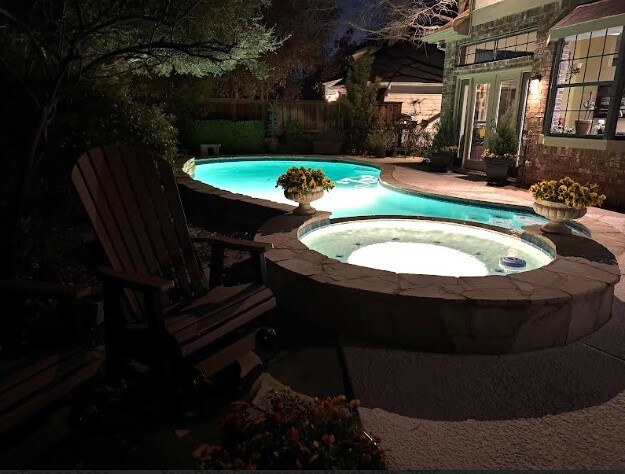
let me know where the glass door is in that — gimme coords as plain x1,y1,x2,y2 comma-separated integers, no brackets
460,70,529,170
467,81,492,167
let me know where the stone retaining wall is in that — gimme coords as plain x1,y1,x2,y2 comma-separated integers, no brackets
176,158,290,235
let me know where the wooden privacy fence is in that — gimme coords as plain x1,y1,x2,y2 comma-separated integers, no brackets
190,99,403,131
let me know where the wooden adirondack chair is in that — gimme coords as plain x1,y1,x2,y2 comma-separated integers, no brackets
71,146,276,385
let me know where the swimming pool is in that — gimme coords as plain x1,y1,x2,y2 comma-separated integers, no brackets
193,158,547,230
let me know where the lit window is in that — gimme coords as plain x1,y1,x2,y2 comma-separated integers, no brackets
549,27,624,138
458,31,537,66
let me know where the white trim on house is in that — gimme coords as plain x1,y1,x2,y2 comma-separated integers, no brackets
472,0,559,26
539,134,625,151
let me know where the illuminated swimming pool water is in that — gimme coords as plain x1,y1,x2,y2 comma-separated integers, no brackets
300,219,554,277
193,158,548,230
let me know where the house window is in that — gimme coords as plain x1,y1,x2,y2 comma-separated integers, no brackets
458,31,537,66
549,26,625,138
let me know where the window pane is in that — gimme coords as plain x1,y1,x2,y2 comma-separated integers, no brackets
588,29,607,56
551,85,605,136
605,26,623,54
583,56,601,82
571,32,591,59
599,54,618,81
457,31,537,66
569,60,586,84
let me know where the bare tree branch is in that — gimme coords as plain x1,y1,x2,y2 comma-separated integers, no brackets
347,0,458,44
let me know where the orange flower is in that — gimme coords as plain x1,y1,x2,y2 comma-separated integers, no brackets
322,433,335,445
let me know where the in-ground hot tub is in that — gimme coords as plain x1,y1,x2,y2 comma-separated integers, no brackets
300,219,554,277
256,214,619,354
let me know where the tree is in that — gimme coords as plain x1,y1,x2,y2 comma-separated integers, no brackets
196,0,341,100
339,53,380,152
0,0,278,276
347,0,458,44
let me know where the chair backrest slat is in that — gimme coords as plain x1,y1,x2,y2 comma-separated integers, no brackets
125,148,197,295
117,148,182,282
155,156,205,291
85,148,150,273
103,147,164,276
72,147,206,314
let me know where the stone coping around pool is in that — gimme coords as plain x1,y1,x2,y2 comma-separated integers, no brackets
254,213,620,354
179,155,590,236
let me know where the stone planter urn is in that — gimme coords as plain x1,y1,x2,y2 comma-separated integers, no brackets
429,152,454,172
484,158,512,184
533,199,586,235
284,187,324,215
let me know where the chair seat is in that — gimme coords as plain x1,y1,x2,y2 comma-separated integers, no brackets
164,283,276,360
0,347,103,436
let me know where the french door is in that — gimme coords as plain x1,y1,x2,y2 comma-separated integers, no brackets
457,70,530,171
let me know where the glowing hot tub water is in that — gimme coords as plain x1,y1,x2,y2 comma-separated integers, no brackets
300,219,554,277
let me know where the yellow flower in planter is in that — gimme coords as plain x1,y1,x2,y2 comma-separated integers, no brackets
530,177,606,209
276,166,335,194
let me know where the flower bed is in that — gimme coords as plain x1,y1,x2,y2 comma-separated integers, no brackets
193,391,385,470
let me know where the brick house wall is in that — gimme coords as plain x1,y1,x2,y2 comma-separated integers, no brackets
439,0,625,209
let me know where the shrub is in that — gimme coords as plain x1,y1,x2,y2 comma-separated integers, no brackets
56,92,179,163
366,127,387,152
430,116,458,155
193,391,385,470
266,102,279,139
482,112,518,160
282,122,313,153
530,177,606,209
184,120,264,154
339,53,380,153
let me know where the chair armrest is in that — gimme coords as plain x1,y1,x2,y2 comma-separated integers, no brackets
98,266,174,293
191,236,273,252
0,279,92,300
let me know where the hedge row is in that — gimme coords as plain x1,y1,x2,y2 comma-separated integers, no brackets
184,120,264,154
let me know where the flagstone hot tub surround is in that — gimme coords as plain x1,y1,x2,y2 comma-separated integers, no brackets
255,214,620,354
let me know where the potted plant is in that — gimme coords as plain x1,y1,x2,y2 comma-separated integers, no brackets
482,112,518,184
366,127,387,158
530,177,606,234
429,117,458,172
266,102,280,152
276,166,334,215
575,91,594,136
193,391,385,470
